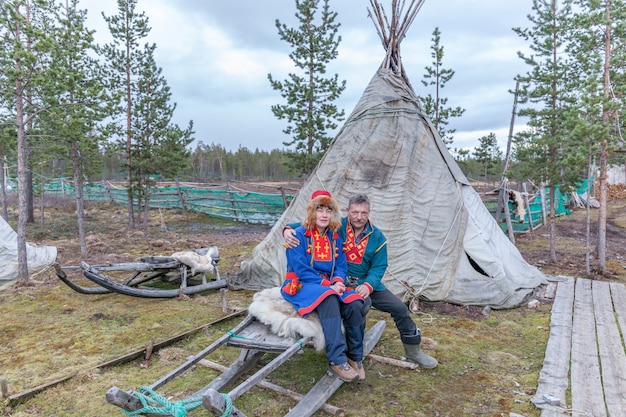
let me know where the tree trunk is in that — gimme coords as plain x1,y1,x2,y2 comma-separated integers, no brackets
126,33,134,229
596,3,611,270
25,147,34,223
16,91,30,283
548,186,557,262
143,181,150,231
585,159,592,276
1,157,8,221
72,142,88,258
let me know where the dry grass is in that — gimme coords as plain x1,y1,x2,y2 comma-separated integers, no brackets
2,196,625,416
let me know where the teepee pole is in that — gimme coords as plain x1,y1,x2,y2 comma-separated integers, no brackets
368,0,424,91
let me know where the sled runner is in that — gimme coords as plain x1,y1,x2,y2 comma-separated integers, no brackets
55,247,227,298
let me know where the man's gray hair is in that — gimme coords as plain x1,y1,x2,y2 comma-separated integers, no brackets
348,194,370,208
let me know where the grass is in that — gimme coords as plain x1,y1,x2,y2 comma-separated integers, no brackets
2,196,624,416
2,290,552,416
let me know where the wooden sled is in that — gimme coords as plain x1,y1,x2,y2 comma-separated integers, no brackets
54,247,228,298
106,314,386,417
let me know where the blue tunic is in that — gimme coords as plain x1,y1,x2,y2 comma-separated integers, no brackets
282,225,363,316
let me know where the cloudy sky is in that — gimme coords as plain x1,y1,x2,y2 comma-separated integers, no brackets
80,0,534,153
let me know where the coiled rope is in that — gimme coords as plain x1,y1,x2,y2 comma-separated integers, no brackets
122,386,232,417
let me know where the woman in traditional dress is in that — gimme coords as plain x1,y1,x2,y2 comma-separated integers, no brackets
281,190,366,382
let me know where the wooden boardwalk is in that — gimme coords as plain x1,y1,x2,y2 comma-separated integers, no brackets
532,276,626,417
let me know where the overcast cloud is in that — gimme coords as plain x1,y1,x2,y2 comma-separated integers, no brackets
80,0,534,153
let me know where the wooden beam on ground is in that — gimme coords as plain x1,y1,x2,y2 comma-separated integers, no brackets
8,309,246,407
367,354,418,370
531,277,573,410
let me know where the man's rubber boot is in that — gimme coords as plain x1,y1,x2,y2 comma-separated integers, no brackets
403,342,438,369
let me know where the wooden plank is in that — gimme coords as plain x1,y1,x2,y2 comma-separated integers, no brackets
195,350,265,395
151,314,256,390
228,336,311,400
284,320,386,417
570,279,604,417
226,321,297,353
540,410,570,417
532,276,574,408
609,283,626,350
201,336,312,414
195,358,344,416
593,281,626,416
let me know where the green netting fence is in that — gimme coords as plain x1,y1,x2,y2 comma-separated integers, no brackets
41,180,296,225
485,183,587,234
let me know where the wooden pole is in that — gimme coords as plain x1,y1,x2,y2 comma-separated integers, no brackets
194,358,344,416
522,182,535,231
503,192,516,244
497,80,520,226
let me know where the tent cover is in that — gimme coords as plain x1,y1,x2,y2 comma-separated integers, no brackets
0,216,57,281
231,68,546,309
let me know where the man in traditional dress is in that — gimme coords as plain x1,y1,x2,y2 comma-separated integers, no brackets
282,190,366,382
285,193,438,369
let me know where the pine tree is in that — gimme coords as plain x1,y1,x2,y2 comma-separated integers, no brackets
420,27,465,147
130,46,193,229
513,0,580,262
473,132,503,195
268,0,346,175
40,0,108,257
0,0,58,282
98,0,150,229
567,0,626,271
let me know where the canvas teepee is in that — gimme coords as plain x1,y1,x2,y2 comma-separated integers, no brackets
231,0,546,309
0,216,57,282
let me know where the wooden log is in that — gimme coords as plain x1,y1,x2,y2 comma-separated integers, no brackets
366,353,418,370
195,358,344,416
106,387,162,417
202,389,247,417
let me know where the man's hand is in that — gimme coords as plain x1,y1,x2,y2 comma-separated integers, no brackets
283,228,299,248
354,284,371,299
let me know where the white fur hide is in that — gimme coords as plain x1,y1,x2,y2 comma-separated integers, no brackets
248,287,325,351
171,247,218,275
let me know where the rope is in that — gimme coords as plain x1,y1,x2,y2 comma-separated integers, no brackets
219,393,233,417
122,387,202,417
226,330,255,341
